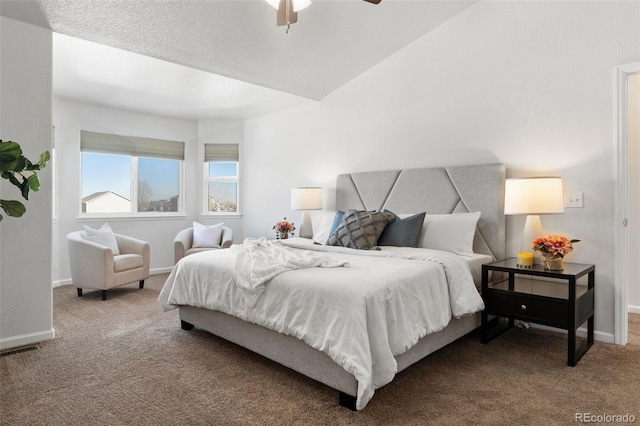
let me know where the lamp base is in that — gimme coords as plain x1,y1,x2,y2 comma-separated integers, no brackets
299,210,313,239
522,215,543,264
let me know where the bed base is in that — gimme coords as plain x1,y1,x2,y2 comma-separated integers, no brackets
179,305,480,409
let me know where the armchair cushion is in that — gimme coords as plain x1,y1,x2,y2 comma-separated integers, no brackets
114,254,144,273
83,223,120,255
184,247,218,257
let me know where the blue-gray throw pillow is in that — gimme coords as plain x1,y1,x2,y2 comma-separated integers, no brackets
328,210,345,238
377,211,426,248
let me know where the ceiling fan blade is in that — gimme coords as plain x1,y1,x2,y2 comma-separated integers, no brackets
362,0,382,4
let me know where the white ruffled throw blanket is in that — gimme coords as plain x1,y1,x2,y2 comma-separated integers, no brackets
232,237,348,306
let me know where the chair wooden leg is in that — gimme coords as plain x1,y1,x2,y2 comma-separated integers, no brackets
77,288,83,297
139,280,145,289
101,290,107,301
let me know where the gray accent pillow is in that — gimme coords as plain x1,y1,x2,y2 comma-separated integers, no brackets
377,211,426,248
327,209,395,250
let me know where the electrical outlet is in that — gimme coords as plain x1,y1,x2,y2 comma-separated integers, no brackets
564,192,583,208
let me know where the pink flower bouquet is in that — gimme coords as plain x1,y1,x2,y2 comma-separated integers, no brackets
532,234,580,259
273,218,295,239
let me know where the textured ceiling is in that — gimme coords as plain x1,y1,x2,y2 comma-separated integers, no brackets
1,0,475,119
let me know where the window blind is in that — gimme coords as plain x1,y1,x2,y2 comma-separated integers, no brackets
80,130,185,161
204,143,239,162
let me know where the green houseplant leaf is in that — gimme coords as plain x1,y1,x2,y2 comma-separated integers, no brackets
0,140,49,222
27,173,41,192
0,200,26,219
36,151,50,169
0,141,22,172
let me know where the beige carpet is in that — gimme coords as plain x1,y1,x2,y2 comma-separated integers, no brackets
1,274,639,426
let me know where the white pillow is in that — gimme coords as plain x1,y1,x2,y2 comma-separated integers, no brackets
193,222,224,248
419,212,481,256
312,210,336,245
83,223,120,255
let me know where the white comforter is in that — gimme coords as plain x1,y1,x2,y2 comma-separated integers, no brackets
158,239,484,410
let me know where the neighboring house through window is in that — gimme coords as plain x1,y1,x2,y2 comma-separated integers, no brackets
82,191,130,213
205,143,239,214
80,130,185,215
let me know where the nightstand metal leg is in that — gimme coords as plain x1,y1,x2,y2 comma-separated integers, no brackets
481,316,510,344
568,328,577,366
568,313,595,367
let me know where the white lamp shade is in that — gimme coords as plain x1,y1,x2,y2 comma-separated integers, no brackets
293,0,311,11
504,177,564,215
291,187,322,210
264,0,311,11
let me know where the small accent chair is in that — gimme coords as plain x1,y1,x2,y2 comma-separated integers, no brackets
174,225,233,264
67,231,150,301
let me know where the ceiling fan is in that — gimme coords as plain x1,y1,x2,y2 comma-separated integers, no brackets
265,0,382,33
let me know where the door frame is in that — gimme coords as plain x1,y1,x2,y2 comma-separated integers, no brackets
614,61,639,345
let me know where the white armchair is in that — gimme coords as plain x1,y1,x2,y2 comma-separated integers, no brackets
174,225,233,264
67,231,150,300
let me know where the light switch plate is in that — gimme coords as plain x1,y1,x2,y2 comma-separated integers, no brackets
564,192,583,208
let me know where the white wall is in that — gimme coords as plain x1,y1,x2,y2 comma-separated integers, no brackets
628,73,640,312
0,17,54,349
243,1,640,340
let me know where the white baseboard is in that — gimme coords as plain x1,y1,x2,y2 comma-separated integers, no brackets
52,279,72,288
0,328,56,351
629,305,640,314
52,268,173,288
151,267,174,275
528,323,615,344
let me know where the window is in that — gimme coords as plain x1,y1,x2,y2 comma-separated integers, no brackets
205,143,239,214
80,130,184,215
137,157,180,213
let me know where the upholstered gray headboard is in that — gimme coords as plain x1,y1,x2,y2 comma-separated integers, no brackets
335,164,505,261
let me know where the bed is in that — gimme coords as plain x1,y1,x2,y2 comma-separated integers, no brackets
159,163,505,410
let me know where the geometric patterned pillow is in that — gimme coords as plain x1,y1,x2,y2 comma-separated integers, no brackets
327,209,395,250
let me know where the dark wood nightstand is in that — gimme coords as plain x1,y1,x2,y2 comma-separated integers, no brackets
481,258,595,366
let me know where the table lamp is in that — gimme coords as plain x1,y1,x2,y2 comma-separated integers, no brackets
291,187,322,239
504,177,564,263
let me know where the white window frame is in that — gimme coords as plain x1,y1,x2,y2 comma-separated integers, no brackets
79,130,185,218
203,143,240,216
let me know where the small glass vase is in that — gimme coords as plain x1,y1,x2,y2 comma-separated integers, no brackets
278,231,289,240
541,254,563,271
